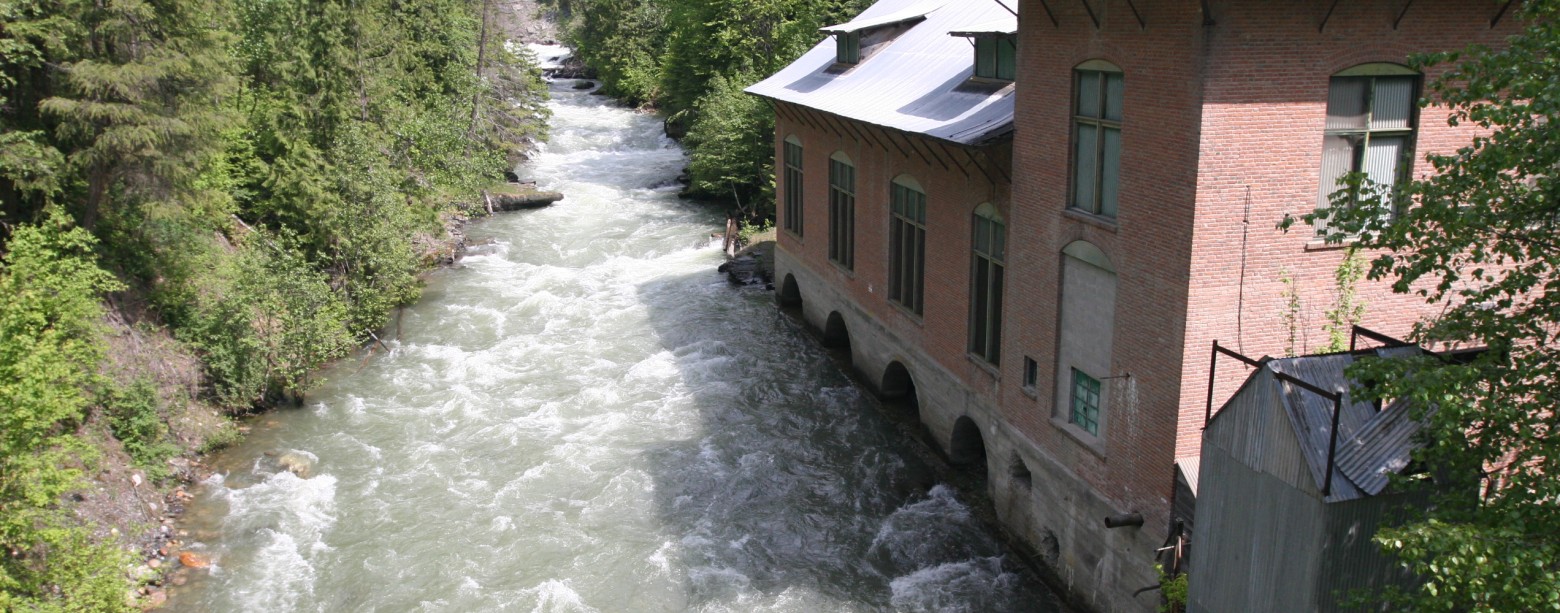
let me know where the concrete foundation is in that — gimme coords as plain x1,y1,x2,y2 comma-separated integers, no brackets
776,248,1164,613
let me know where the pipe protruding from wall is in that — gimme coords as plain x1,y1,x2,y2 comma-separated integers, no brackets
1104,513,1144,529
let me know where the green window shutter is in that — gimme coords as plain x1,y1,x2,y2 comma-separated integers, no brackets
996,37,1016,81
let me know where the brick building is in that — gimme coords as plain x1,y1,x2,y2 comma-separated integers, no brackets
748,1,1517,610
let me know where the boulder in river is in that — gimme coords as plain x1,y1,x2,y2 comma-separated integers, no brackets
276,451,315,478
179,551,211,569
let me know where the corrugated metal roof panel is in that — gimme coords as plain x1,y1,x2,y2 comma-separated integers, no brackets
820,4,939,33
747,0,1016,146
1264,350,1427,503
1176,457,1201,495
948,15,1018,36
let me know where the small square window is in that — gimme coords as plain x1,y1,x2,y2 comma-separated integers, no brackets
1022,356,1038,390
1070,368,1101,436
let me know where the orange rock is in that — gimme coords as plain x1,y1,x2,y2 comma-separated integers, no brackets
178,552,210,569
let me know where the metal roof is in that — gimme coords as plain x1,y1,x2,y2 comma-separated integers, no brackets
1262,348,1427,503
948,15,1018,37
819,5,938,34
1176,457,1201,495
746,0,1017,147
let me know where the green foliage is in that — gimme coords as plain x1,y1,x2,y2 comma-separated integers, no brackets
198,419,243,454
682,73,776,209
0,211,132,611
1156,564,1187,613
173,239,353,408
1321,249,1365,353
1278,268,1303,357
1290,2,1560,608
104,378,180,482
1,0,547,600
567,0,669,105
567,0,871,214
735,217,774,247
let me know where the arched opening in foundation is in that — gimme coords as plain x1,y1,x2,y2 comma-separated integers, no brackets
880,361,921,421
777,274,802,308
950,416,989,483
822,311,853,368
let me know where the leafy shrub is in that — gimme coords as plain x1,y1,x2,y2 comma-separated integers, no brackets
0,210,133,611
104,378,180,481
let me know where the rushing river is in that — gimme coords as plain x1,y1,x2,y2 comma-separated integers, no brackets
166,68,1061,612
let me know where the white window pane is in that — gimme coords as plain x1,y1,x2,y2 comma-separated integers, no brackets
1077,71,1100,118
1371,77,1415,130
1364,135,1405,190
1100,127,1122,218
1316,135,1355,233
1326,78,1368,131
1074,124,1098,211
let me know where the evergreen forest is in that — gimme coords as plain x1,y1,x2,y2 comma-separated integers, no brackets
0,0,547,607
558,0,871,219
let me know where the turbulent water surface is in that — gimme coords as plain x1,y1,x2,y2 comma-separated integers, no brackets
166,65,1061,613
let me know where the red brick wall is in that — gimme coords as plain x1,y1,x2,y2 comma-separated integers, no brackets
773,103,1012,399
1005,0,1208,524
770,0,1519,538
1001,0,1518,526
1177,1,1519,460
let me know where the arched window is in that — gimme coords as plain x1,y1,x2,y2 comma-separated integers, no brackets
1070,60,1123,219
1316,63,1419,235
783,136,804,237
889,175,926,315
828,152,855,269
1056,241,1115,439
969,203,1005,364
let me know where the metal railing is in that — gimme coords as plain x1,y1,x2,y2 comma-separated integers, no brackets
1204,340,1346,497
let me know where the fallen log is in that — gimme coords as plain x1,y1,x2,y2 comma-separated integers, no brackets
486,183,565,211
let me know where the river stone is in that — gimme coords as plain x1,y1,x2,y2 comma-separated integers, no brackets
276,451,315,479
179,552,211,569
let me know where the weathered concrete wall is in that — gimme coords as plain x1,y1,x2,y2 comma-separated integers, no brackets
777,246,1163,613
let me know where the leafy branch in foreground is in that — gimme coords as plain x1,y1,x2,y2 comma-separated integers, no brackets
1290,3,1560,609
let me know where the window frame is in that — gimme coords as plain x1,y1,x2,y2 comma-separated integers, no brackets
828,153,856,270
836,31,861,65
783,137,804,238
1070,368,1102,436
888,176,926,316
969,203,1006,365
1315,64,1421,236
1069,61,1124,219
973,35,1017,81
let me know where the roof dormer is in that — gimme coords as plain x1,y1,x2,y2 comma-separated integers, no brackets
820,7,933,69
951,17,1018,82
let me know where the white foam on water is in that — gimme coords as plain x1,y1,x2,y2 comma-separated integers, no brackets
227,530,317,611
888,557,1024,613
527,42,577,70
525,578,598,613
173,60,1054,613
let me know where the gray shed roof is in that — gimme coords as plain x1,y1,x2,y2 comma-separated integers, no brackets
746,0,1017,146
1215,348,1427,503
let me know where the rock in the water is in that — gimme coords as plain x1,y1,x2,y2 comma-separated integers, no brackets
488,186,564,211
276,450,315,478
145,588,167,607
178,551,211,569
721,255,768,286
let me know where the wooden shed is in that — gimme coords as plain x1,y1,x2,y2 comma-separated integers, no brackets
1188,346,1426,612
